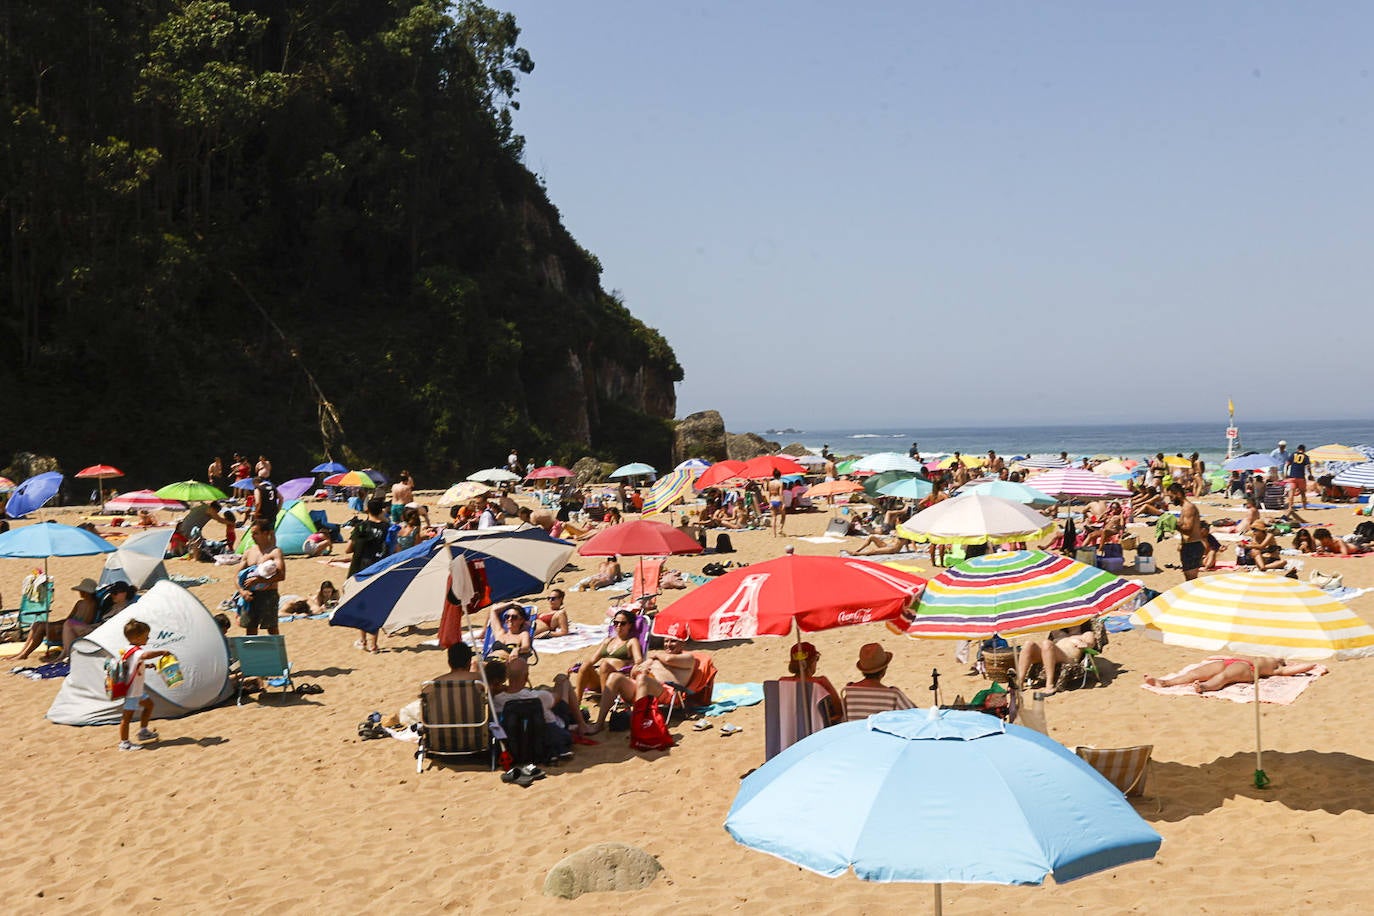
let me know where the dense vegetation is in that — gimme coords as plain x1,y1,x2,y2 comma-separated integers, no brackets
1,1,681,484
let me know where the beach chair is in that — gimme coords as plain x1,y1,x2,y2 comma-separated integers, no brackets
823,515,851,538
228,635,294,704
1262,481,1287,510
763,679,831,761
308,509,343,542
0,579,55,642
415,679,495,773
841,685,915,722
630,557,665,611
1074,745,1159,811
661,652,719,720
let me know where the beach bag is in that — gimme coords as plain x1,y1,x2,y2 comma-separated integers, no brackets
104,646,139,700
714,533,734,554
629,696,674,751
1356,521,1374,541
702,562,728,577
500,698,548,766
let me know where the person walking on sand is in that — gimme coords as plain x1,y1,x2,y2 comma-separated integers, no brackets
115,619,172,750
766,469,786,537
1169,483,1204,581
1285,445,1313,510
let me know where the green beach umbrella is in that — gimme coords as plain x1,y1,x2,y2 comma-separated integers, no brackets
861,469,918,498
156,480,228,502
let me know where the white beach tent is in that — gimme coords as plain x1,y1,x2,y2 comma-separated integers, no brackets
47,581,232,726
99,527,173,590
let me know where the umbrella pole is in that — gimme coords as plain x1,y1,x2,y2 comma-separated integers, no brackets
1252,662,1269,789
934,883,942,916
793,617,811,741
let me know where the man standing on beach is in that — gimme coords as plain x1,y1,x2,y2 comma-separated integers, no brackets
389,470,414,523
1169,484,1204,581
766,470,785,537
1285,445,1312,510
241,519,286,636
1149,453,1166,492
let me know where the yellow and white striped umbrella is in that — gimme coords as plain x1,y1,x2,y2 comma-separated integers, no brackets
1307,443,1367,463
1133,572,1374,660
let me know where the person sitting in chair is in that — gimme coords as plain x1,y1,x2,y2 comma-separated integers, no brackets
1246,520,1286,570
484,602,534,660
779,641,843,726
576,610,645,731
1014,621,1099,696
844,643,915,717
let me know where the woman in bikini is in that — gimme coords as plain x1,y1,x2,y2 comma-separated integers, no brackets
531,588,571,638
1015,621,1098,695
579,610,645,733
308,580,339,615
1144,656,1316,693
483,602,534,660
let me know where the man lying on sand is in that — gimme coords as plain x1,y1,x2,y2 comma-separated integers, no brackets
1144,656,1316,693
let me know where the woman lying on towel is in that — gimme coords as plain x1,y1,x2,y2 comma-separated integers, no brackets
571,556,622,591
1144,656,1316,693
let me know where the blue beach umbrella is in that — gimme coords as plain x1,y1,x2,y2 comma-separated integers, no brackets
277,477,316,501
877,477,934,500
955,480,1056,507
4,471,65,518
726,708,1161,911
609,462,656,479
311,461,348,475
0,522,116,559
230,478,260,491
1222,453,1280,473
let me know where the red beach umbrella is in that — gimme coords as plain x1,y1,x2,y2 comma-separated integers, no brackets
693,460,746,490
738,455,807,479
526,465,574,480
577,519,703,559
76,464,125,509
651,554,926,640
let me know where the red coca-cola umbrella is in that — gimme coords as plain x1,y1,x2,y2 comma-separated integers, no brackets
693,460,746,489
577,519,703,558
738,455,807,479
651,554,925,640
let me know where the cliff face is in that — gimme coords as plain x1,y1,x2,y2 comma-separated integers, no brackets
0,1,680,484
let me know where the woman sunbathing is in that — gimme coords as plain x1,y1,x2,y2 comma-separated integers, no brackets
1014,621,1098,696
533,588,570,638
578,610,645,733
849,534,910,556
1144,656,1316,693
572,556,622,591
484,602,534,659
1292,529,1317,554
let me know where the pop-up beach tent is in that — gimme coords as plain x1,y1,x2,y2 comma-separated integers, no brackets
100,527,173,590
47,581,232,726
235,499,320,556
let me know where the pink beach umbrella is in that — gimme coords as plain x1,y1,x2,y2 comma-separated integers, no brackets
106,489,187,512
1024,467,1131,500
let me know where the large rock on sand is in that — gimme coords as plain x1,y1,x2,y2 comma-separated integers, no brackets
543,843,663,899
572,456,608,488
726,432,781,461
777,441,811,457
673,410,728,463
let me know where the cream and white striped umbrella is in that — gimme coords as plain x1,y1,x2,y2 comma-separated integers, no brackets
1134,572,1374,660
1133,571,1374,787
1306,444,1368,463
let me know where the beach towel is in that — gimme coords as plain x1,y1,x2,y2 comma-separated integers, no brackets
531,622,606,655
169,574,216,587
596,574,633,592
1322,586,1371,602
799,535,848,544
11,661,70,680
1104,615,1135,633
1141,660,1328,705
696,682,765,717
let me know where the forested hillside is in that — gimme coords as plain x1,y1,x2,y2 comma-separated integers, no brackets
0,1,681,482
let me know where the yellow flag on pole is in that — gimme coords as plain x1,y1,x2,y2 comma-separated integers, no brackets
1227,398,1234,418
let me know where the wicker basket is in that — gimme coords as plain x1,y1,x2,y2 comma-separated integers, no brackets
981,647,1017,683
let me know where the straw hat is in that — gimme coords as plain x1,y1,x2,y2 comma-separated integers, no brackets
1251,519,1268,530
72,577,98,595
856,642,893,675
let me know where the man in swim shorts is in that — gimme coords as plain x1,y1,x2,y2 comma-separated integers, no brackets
1170,483,1204,581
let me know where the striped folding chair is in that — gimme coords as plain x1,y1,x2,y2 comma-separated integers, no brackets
415,679,495,773
1075,744,1159,811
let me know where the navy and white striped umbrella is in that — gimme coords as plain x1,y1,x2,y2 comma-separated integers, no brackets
1333,462,1374,490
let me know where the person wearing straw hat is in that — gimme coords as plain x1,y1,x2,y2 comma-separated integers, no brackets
15,578,100,662
1246,520,1285,571
845,643,914,705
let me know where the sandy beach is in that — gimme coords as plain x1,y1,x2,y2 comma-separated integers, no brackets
2,491,1373,914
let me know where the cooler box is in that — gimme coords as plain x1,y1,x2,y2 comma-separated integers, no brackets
1096,555,1125,573
1074,547,1097,566
1134,555,1157,573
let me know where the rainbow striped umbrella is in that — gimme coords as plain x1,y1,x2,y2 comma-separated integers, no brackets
1134,572,1374,787
1023,467,1131,499
323,470,377,489
643,468,694,516
891,550,1141,639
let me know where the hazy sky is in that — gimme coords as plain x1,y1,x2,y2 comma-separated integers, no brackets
494,2,1373,430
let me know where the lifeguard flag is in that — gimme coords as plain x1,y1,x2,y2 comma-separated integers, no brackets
1228,398,1235,417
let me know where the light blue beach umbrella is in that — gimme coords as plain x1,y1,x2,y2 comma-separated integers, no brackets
1222,453,1279,473
853,452,924,474
609,462,656,479
726,708,1161,912
0,522,117,559
955,480,1056,507
877,477,934,500
4,471,65,518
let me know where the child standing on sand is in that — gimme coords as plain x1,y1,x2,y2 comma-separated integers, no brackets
117,619,170,751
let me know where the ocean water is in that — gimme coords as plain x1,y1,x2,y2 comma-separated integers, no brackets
754,419,1374,469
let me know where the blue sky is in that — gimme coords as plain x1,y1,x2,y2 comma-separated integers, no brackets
493,2,1373,430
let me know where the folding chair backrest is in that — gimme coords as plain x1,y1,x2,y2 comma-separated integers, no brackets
420,679,490,756
1075,745,1153,798
1263,482,1287,510
824,516,850,538
482,608,537,659
229,635,290,679
605,613,651,657
19,581,55,633
763,679,830,761
631,557,665,603
842,685,913,722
